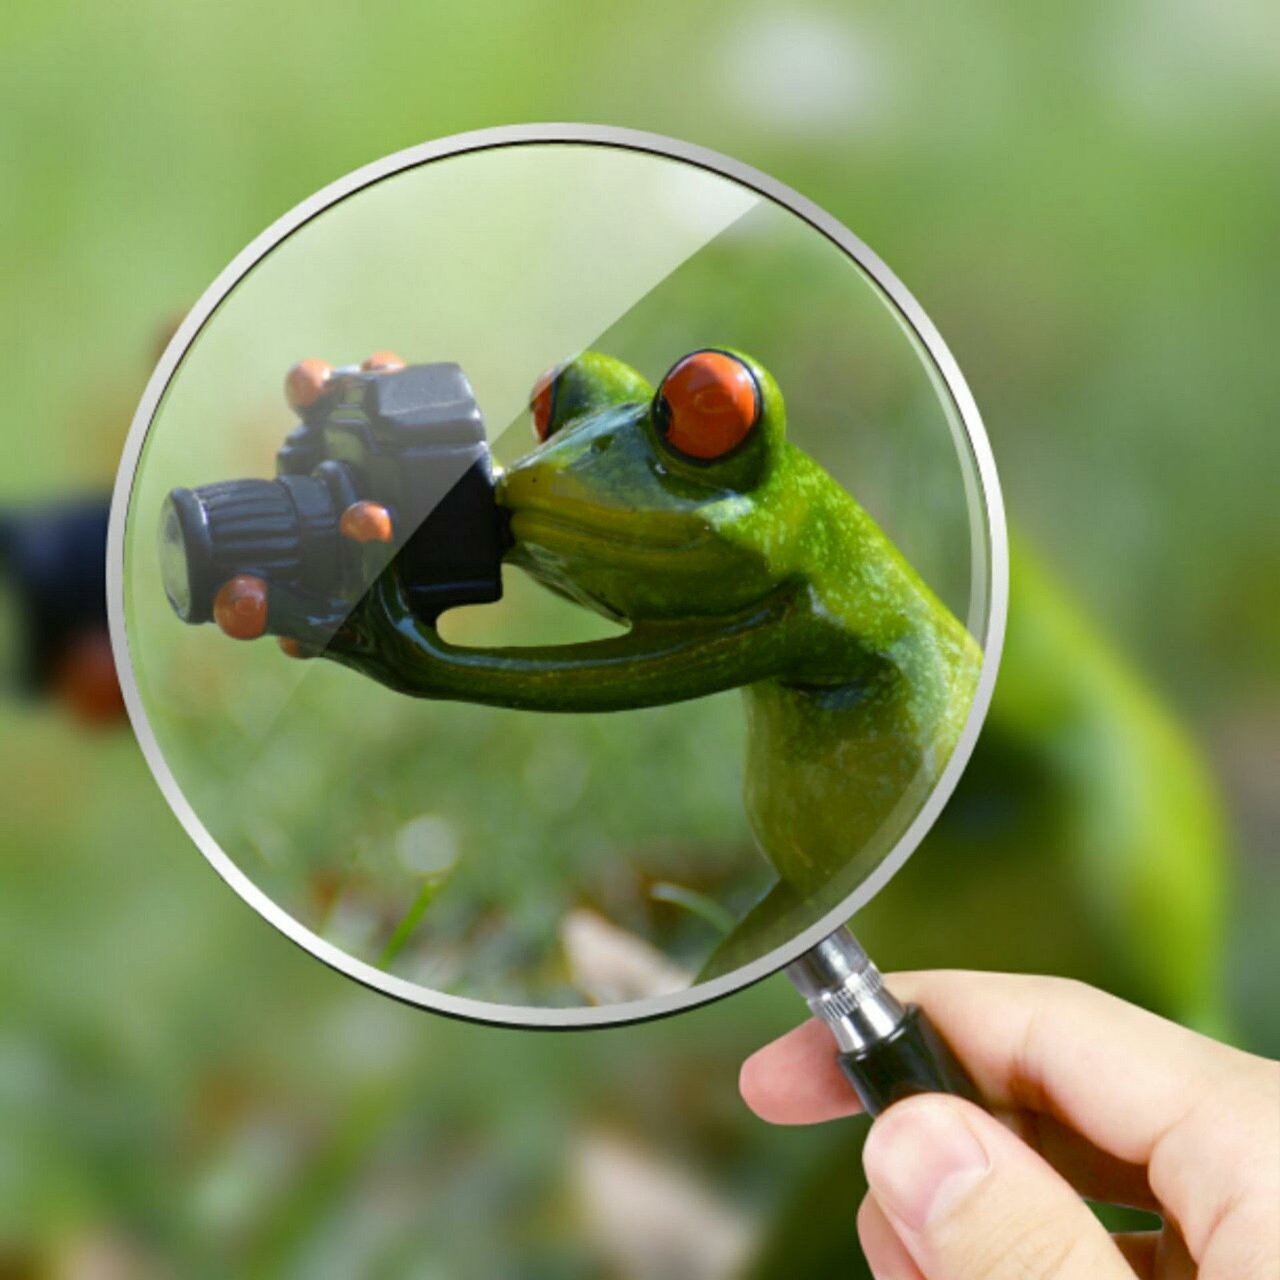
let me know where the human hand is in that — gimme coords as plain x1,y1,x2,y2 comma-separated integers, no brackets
740,972,1279,1278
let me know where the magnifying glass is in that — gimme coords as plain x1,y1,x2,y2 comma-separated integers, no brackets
110,126,1006,1117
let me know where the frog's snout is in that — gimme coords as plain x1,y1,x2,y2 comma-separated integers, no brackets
494,455,547,516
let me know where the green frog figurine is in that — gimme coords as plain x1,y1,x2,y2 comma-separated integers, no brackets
279,348,982,965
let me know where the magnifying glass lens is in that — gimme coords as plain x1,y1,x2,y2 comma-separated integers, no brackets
118,132,1001,1028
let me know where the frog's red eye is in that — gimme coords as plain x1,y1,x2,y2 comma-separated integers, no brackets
530,363,561,442
657,351,760,461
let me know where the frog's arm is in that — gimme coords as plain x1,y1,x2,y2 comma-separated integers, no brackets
309,571,809,713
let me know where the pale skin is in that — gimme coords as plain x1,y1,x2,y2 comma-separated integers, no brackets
740,973,1280,1280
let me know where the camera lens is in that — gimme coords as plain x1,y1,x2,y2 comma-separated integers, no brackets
158,494,199,622
160,475,340,625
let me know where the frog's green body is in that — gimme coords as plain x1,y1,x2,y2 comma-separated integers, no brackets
326,350,979,917
506,382,980,898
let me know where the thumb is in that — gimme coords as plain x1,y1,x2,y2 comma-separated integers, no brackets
862,1095,1134,1280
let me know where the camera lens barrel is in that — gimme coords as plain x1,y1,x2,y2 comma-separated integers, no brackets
160,475,339,625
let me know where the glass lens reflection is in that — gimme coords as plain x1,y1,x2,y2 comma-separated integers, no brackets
123,142,990,1013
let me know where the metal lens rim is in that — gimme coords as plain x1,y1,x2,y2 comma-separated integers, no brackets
106,124,1010,1030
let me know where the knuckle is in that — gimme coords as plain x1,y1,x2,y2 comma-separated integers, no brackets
1047,975,1094,1003
1001,1217,1093,1280
945,1205,1097,1280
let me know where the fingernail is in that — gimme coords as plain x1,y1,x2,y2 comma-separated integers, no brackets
863,1099,991,1233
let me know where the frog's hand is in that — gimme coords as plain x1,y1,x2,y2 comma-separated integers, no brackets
316,566,807,714
261,574,421,693
695,879,806,982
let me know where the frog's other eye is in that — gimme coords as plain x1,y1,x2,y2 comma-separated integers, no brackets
530,362,563,443
656,350,760,462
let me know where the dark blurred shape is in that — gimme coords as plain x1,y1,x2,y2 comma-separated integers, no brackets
0,495,124,725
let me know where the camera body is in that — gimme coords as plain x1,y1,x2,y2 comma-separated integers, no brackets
160,362,511,634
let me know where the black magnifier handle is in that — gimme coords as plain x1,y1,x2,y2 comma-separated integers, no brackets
787,927,982,1118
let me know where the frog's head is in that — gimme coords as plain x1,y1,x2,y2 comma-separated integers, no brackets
499,349,793,624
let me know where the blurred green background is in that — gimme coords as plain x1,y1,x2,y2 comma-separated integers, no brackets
1,1,1276,1275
